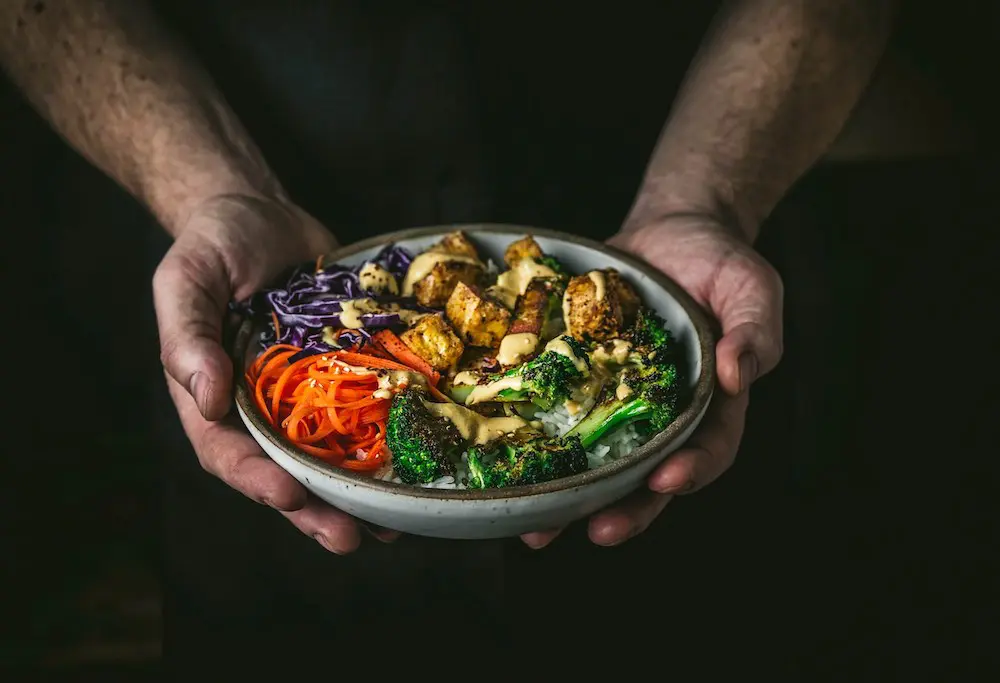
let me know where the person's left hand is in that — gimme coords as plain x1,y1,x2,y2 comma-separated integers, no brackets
521,215,784,549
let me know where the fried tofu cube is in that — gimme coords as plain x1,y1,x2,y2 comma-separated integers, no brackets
407,231,485,307
507,280,550,337
563,270,624,342
446,281,512,348
503,235,544,266
430,231,480,259
412,259,483,308
604,269,641,326
400,313,465,371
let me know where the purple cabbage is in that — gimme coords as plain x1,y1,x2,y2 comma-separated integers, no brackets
234,243,419,351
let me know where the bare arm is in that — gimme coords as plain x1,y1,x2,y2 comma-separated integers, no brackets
627,0,898,240
0,0,283,235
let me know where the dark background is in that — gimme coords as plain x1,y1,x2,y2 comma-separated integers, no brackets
2,1,997,679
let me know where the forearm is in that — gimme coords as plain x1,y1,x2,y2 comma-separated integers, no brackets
627,0,897,241
0,0,283,235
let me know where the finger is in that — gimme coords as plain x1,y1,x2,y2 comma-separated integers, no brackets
648,389,749,494
588,489,674,546
360,522,403,544
713,268,784,397
153,245,234,421
281,494,363,555
167,373,308,511
521,527,564,549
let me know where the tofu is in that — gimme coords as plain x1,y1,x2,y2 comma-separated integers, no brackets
408,231,485,307
507,279,551,336
503,235,544,267
445,281,512,348
563,271,624,342
430,231,480,259
604,269,641,326
400,313,465,371
412,260,483,308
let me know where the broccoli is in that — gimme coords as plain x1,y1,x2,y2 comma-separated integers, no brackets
386,387,465,484
625,306,673,353
469,335,590,410
538,285,566,340
536,255,566,275
567,311,686,449
466,434,588,488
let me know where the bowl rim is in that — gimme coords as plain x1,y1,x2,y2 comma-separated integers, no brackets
231,223,717,500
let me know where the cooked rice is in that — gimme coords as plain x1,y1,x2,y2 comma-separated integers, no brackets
378,398,647,489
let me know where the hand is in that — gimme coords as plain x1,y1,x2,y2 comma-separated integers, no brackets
153,194,400,553
522,216,784,549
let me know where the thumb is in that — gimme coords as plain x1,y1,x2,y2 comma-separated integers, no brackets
713,274,784,397
152,244,235,421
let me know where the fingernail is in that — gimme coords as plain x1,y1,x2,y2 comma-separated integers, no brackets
313,533,338,554
190,371,211,414
738,353,758,393
362,523,399,543
654,480,694,494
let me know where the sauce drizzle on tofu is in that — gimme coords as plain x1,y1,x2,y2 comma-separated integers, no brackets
401,252,484,296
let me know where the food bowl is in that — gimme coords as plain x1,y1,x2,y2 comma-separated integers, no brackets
232,224,716,539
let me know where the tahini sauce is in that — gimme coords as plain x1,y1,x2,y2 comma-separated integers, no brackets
496,332,539,367
401,252,484,296
421,400,528,445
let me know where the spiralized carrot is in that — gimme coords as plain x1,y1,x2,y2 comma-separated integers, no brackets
245,336,454,473
246,348,393,471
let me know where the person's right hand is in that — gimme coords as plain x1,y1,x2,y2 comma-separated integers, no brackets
152,194,400,553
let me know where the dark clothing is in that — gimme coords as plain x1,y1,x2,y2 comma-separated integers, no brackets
3,2,994,678
145,1,745,671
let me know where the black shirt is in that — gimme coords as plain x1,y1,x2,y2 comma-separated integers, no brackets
151,2,721,238
145,2,725,666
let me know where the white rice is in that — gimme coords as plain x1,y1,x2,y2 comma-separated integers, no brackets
378,399,647,489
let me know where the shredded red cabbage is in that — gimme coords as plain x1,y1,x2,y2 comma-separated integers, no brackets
233,243,420,352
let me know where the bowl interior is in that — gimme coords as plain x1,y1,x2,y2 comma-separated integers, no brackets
234,224,716,499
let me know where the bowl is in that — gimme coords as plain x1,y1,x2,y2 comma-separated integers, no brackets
232,224,716,539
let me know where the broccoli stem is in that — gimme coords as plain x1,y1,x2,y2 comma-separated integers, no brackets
494,387,555,410
448,384,475,404
567,397,655,449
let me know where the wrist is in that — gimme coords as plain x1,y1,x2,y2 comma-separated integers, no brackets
622,174,760,244
147,166,288,238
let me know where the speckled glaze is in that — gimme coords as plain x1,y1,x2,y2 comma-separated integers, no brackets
233,225,716,539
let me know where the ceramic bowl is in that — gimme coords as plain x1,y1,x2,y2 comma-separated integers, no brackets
232,224,716,539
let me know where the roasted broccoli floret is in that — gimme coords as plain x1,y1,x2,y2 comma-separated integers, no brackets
467,335,590,410
567,313,685,448
386,387,464,484
625,306,672,352
466,434,587,488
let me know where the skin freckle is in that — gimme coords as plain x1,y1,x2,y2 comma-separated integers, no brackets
32,2,45,14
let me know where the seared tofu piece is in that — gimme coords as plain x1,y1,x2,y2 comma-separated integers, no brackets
430,231,480,259
508,280,550,336
400,313,465,371
604,269,641,325
504,235,544,267
407,231,485,307
412,260,483,308
563,271,624,342
446,281,511,348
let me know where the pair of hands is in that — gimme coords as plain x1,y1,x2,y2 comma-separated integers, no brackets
153,194,783,554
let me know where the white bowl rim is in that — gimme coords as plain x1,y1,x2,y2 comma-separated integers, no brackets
231,223,717,501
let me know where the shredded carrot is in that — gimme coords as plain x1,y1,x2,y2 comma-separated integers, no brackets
271,311,282,341
247,346,397,472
